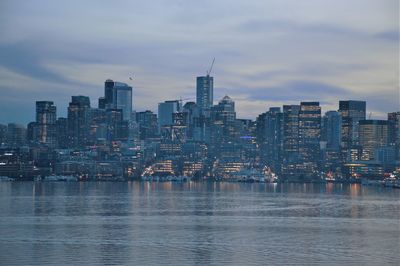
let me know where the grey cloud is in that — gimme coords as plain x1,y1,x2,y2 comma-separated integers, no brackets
0,42,71,84
237,18,398,42
216,80,349,102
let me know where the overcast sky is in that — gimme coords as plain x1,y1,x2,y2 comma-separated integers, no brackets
0,0,398,124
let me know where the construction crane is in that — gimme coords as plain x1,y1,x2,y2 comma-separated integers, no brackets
206,57,215,76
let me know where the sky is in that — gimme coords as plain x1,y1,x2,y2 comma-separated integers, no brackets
0,0,398,124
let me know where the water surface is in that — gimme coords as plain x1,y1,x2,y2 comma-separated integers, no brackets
0,182,399,265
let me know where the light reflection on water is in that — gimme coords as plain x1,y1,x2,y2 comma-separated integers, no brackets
0,182,399,265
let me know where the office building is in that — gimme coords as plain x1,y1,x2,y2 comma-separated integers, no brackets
104,79,133,121
323,111,342,150
7,123,26,147
256,107,283,172
359,120,388,161
388,112,400,160
68,96,91,147
135,110,158,140
158,100,181,129
196,75,213,112
35,101,57,147
298,102,321,172
339,100,366,159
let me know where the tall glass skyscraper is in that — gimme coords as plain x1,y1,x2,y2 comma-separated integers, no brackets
196,75,213,112
104,79,132,121
339,100,366,151
298,102,321,165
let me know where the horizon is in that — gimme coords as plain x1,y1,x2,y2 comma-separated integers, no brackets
0,0,399,124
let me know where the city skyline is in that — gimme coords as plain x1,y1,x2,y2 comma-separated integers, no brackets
0,0,398,124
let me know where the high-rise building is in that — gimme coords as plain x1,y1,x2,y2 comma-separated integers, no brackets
106,109,128,141
0,124,7,145
359,120,388,161
135,110,158,140
7,123,26,147
339,100,366,159
158,100,181,130
68,96,91,147
183,102,204,141
388,112,400,160
35,101,57,147
56,118,68,149
209,95,237,158
256,107,283,172
104,79,132,121
323,111,342,150
90,108,107,142
298,102,321,173
282,105,300,159
196,75,213,112
98,97,106,109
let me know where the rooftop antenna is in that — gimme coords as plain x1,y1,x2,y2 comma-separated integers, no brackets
206,57,215,76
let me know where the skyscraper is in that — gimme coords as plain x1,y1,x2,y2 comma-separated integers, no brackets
359,120,388,161
196,75,213,112
256,107,283,172
56,117,68,149
323,111,342,150
298,102,321,172
339,100,366,160
158,100,181,130
282,105,300,159
35,101,57,147
135,110,158,140
388,112,400,160
68,96,91,147
104,79,132,121
209,95,237,158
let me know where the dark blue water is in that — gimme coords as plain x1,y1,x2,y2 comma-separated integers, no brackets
0,182,399,265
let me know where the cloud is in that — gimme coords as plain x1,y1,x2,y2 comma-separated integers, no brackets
0,0,398,124
0,42,72,84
